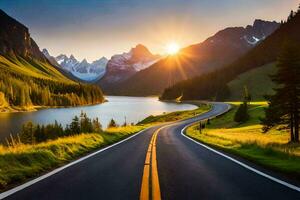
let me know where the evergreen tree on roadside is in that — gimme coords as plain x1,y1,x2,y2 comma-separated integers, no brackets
108,118,118,128
80,111,93,133
92,117,102,133
261,41,300,143
234,102,249,123
20,121,35,144
70,116,80,134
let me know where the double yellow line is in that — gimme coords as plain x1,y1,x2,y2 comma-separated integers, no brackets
139,127,163,200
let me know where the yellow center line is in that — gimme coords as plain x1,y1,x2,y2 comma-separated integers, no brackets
140,127,163,200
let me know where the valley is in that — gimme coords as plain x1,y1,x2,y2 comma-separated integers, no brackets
1,2,300,200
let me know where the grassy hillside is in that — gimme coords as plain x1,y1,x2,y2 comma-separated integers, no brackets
0,56,105,112
0,56,70,82
186,103,300,178
227,63,277,101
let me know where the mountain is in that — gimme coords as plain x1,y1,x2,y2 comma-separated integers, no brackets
56,54,79,71
0,10,46,61
42,48,60,67
160,11,300,101
97,44,160,92
52,53,108,82
0,9,104,111
107,19,279,96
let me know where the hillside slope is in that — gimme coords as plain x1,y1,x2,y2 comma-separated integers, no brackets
227,63,276,101
160,11,300,101
0,10,104,111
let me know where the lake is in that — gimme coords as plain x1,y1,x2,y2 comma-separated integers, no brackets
0,96,197,142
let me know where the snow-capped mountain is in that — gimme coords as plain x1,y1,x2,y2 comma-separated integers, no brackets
98,44,160,89
71,57,108,81
42,49,108,82
243,19,279,45
56,54,80,72
203,19,279,52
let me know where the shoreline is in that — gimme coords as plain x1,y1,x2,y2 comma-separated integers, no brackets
0,99,108,114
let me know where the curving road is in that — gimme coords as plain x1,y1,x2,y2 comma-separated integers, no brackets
2,102,300,200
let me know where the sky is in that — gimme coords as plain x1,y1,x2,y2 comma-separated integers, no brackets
0,0,299,61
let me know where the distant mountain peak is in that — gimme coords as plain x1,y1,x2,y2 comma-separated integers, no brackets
46,52,108,82
204,19,279,48
42,48,50,57
81,58,88,63
98,44,161,89
70,54,77,60
130,44,153,58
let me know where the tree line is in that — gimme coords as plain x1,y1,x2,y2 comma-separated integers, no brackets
14,112,121,145
0,65,104,108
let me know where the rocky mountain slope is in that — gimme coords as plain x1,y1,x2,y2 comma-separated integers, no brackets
97,44,160,92
0,10,46,61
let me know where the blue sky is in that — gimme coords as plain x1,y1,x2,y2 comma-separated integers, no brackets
0,0,299,61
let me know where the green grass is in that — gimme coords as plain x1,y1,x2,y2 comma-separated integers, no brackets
0,125,145,190
0,56,70,82
138,102,211,125
185,102,300,178
0,103,210,190
227,63,277,101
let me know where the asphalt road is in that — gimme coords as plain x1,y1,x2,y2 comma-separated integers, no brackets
3,102,300,200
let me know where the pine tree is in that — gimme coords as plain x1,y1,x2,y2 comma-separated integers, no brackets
20,121,35,144
92,117,102,133
234,102,249,123
262,41,300,142
70,116,80,134
108,118,118,128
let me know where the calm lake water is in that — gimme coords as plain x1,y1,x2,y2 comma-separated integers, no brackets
0,96,197,142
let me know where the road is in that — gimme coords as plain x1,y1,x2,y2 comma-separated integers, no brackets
2,102,300,200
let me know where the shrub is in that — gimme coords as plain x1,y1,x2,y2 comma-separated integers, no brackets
234,102,249,123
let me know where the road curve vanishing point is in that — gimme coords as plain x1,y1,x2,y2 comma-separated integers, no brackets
2,102,300,200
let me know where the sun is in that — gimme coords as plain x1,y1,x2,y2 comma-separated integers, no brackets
166,42,180,55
